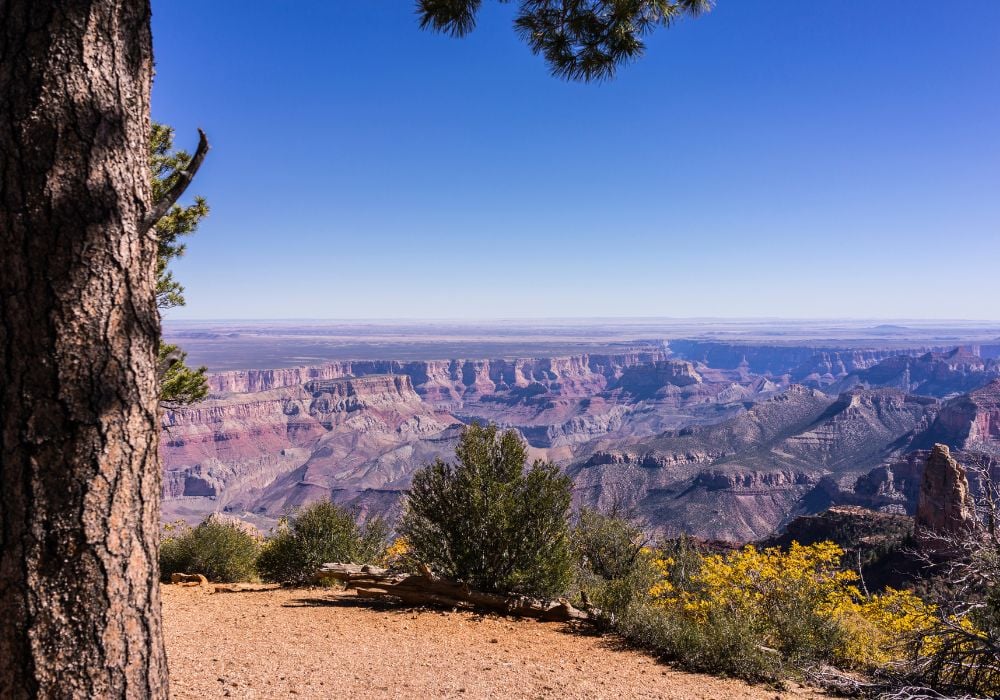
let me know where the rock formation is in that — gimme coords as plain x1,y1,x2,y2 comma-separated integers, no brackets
206,351,672,400
764,505,913,554
850,451,928,513
160,374,459,524
840,381,1000,516
613,360,702,398
915,444,976,537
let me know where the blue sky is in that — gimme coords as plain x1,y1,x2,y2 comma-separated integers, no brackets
153,1,1000,320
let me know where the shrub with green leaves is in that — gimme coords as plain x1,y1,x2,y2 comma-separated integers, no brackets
159,518,260,583
400,423,573,598
572,507,658,623
257,501,388,583
613,598,784,684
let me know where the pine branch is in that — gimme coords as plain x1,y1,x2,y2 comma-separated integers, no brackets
146,128,210,232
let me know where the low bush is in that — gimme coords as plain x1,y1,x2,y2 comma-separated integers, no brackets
382,536,412,570
257,501,388,583
603,539,937,684
615,598,784,683
159,518,261,583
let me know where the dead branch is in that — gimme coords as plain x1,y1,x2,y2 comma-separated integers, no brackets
316,562,591,623
145,128,210,232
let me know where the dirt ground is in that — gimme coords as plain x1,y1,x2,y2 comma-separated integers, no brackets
162,584,826,699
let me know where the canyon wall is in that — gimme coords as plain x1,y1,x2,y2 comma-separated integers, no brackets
568,387,939,541
207,351,670,400
666,340,926,381
161,374,458,523
162,344,999,543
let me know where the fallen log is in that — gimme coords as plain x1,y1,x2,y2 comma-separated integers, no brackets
316,562,591,623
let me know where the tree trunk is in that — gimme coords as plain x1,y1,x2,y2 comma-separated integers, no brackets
0,2,164,698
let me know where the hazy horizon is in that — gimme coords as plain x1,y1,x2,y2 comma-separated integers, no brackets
163,317,1000,371
165,316,1000,323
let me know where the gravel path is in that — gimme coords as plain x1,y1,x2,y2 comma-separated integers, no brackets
163,584,826,699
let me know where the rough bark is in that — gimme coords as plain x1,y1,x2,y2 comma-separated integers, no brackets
317,563,592,622
0,1,164,698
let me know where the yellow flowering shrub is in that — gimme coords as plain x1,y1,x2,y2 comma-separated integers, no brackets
648,541,937,670
647,551,675,599
828,585,936,666
383,537,411,567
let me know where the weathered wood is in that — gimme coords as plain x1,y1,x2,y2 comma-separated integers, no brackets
316,563,591,622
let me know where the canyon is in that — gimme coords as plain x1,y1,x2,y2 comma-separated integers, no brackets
161,327,1000,542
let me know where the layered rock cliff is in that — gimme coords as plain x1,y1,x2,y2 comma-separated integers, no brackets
207,351,671,401
918,379,1000,449
667,340,924,382
830,347,1000,398
164,346,982,543
163,348,785,527
161,374,458,522
831,383,1000,516
612,360,703,398
569,386,937,541
850,450,928,513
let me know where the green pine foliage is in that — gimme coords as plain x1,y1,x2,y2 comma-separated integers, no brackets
417,0,712,82
257,501,389,583
151,122,209,311
400,423,574,598
150,122,210,405
158,343,209,407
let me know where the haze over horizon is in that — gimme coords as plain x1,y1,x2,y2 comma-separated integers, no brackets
164,315,1000,323
154,1,999,320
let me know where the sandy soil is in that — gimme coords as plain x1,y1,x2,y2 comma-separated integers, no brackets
163,584,826,699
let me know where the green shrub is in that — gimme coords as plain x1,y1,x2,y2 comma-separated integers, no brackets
573,506,647,581
616,600,782,683
257,501,388,583
572,507,658,623
159,518,260,583
400,423,573,598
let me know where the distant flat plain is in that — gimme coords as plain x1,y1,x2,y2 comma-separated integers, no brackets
163,318,1000,371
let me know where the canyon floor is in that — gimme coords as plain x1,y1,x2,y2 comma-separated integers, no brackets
162,584,825,699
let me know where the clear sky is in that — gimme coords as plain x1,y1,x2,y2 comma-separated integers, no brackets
152,1,1000,320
